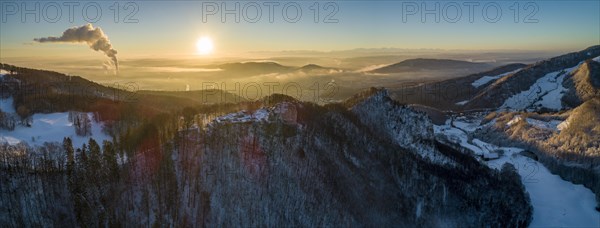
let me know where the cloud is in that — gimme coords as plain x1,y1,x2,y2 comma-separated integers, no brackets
34,23,119,73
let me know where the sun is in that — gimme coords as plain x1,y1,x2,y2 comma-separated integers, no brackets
196,37,214,55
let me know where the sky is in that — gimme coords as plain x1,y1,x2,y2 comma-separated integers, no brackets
0,0,599,60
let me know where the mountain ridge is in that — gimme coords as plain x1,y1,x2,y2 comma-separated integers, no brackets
465,45,600,110
370,58,493,74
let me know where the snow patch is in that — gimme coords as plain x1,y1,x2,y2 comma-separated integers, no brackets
525,118,563,131
557,119,570,131
455,100,468,106
506,115,564,131
507,115,523,127
471,68,522,88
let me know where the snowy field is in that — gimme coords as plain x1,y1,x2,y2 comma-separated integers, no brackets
435,116,600,227
0,97,110,148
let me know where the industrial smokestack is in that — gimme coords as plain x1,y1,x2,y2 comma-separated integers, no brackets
34,23,119,73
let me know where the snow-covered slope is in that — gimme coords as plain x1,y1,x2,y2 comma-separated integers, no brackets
463,46,600,110
350,88,454,165
500,63,581,111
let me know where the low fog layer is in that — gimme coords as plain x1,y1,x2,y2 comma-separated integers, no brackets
1,49,557,101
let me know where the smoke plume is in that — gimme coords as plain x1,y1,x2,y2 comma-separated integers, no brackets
34,24,119,72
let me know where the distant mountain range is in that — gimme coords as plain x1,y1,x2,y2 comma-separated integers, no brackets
206,59,495,77
204,62,340,76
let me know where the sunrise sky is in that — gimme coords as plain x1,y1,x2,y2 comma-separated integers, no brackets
1,0,599,61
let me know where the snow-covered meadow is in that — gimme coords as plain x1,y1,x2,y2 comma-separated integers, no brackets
0,97,110,148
